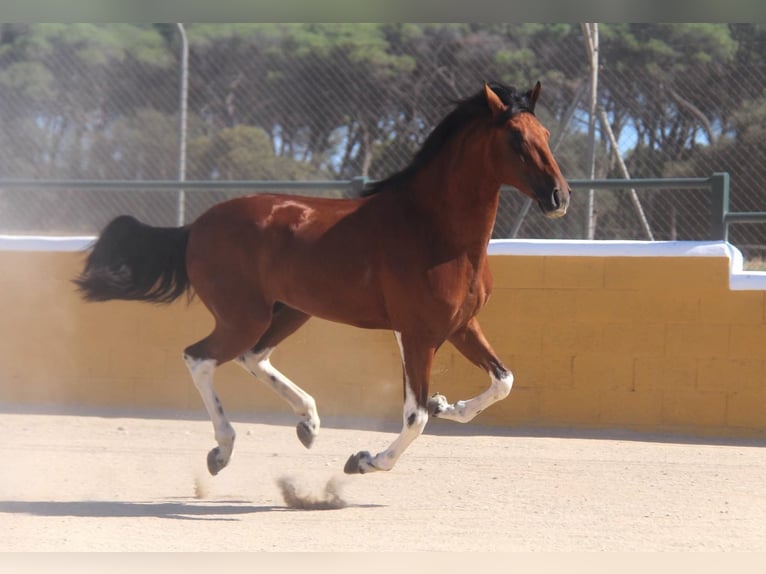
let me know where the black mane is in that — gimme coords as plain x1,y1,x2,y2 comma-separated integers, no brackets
363,82,536,195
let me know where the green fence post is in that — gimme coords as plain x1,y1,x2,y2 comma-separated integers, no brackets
709,172,730,242
350,176,369,197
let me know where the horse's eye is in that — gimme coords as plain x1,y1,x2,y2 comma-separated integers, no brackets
508,129,524,151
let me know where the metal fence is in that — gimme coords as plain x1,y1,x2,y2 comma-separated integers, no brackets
0,24,764,256
0,174,740,243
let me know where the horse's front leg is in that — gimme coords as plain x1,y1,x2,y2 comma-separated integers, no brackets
344,332,435,474
428,317,513,422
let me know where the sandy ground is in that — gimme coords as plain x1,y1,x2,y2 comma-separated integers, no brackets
1,409,766,552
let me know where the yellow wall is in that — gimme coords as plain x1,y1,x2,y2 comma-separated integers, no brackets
1,242,765,439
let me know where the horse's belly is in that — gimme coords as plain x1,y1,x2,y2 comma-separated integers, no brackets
286,292,391,330
273,264,391,330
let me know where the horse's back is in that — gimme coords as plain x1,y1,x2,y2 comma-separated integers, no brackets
186,193,393,328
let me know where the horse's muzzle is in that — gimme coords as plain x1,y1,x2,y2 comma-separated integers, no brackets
539,186,570,219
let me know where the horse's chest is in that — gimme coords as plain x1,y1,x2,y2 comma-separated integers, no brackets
425,257,489,318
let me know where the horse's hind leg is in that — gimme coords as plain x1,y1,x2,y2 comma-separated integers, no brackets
344,332,435,474
183,353,232,475
184,319,271,476
428,317,513,422
235,305,320,449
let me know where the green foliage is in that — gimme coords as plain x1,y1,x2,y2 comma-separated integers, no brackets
0,61,54,102
191,124,327,180
0,23,764,243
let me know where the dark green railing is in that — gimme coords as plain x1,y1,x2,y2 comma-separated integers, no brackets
566,172,733,241
0,172,758,241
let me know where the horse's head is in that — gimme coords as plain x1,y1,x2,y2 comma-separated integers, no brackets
484,82,570,219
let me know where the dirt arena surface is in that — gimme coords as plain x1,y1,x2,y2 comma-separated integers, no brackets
1,410,765,552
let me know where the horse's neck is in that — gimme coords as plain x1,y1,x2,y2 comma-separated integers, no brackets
408,145,501,252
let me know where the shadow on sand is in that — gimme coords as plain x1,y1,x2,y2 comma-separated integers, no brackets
0,498,381,521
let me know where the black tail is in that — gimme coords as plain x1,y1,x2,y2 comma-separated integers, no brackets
74,215,192,304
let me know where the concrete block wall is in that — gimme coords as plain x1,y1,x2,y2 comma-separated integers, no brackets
0,237,764,439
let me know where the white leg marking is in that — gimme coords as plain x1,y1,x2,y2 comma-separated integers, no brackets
394,331,405,365
236,347,320,446
355,331,428,473
430,370,514,423
184,354,235,463
363,385,428,472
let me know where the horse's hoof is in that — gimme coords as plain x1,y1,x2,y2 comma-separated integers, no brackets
344,450,372,474
296,420,316,449
428,393,448,417
206,447,227,476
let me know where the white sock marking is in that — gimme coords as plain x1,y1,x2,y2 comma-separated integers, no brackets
357,331,428,472
433,370,514,423
183,354,235,456
236,348,319,433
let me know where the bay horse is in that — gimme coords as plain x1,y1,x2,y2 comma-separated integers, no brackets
74,82,570,476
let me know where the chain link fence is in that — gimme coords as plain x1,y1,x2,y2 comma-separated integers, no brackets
0,24,764,258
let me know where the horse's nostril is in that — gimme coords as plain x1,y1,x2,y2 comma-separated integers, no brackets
552,188,561,209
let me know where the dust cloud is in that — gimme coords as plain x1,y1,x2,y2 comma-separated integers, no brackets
276,475,348,510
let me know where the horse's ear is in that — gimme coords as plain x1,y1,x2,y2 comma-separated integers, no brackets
528,81,542,110
484,83,507,119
